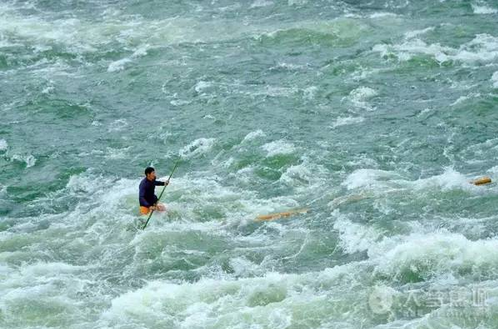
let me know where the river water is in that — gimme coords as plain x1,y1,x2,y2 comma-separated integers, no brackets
1,0,498,328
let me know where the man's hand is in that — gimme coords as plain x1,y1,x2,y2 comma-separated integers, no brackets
150,205,156,210
165,179,170,186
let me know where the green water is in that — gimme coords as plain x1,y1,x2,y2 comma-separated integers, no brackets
1,0,498,328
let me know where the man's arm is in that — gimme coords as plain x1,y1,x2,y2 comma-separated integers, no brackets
154,179,169,186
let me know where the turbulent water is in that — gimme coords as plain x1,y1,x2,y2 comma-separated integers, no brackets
1,0,498,328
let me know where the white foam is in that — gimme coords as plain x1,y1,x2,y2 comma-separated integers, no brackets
369,12,399,18
450,93,481,106
132,45,149,57
273,62,305,71
279,157,328,191
350,67,384,82
492,71,498,88
228,166,255,184
288,0,308,5
0,139,7,151
105,147,129,159
280,163,313,186
170,99,191,106
350,86,377,100
107,119,128,132
372,34,498,65
107,57,132,72
229,257,261,277
343,13,362,19
242,130,266,143
332,210,385,254
99,269,330,328
107,45,149,72
0,7,365,66
418,108,432,116
179,138,216,158
341,168,478,195
20,262,83,277
217,157,235,169
404,27,435,40
372,39,449,62
344,155,378,169
347,87,377,110
260,86,299,97
250,0,274,8
452,34,498,63
303,86,318,100
262,140,296,157
471,1,498,14
371,232,498,280
342,169,399,190
41,85,55,94
331,116,365,128
66,171,119,196
96,258,379,328
411,168,471,192
194,81,213,93
3,168,339,325
11,154,36,168
101,276,275,323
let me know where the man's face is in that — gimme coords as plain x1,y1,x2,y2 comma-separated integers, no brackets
146,171,156,180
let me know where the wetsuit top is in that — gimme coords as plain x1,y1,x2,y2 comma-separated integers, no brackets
139,177,165,207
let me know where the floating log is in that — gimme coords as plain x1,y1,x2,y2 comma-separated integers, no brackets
256,208,309,221
470,176,492,186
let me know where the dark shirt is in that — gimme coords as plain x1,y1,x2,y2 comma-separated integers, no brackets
139,178,165,207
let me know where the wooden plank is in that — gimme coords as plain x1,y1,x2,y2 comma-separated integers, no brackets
256,208,309,221
470,176,492,186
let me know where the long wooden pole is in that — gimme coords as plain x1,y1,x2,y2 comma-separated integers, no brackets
142,160,180,230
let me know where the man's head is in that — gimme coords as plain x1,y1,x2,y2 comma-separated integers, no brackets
145,166,156,180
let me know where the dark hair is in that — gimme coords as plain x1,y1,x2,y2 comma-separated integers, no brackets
145,167,155,176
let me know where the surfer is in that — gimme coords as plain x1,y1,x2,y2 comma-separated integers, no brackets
139,166,169,215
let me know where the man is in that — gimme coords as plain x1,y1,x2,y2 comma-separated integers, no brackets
139,166,169,215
